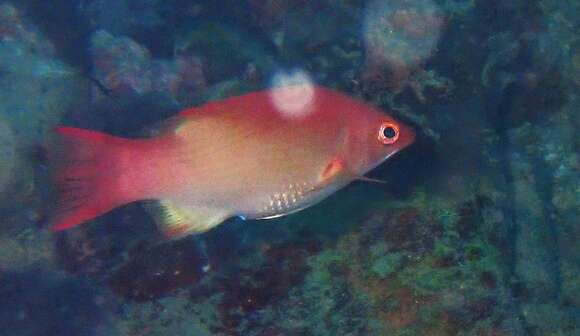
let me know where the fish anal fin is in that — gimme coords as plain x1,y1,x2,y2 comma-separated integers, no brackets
145,200,230,239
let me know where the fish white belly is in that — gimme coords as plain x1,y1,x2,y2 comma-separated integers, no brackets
239,179,351,220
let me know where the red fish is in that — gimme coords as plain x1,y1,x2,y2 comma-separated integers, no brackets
50,85,415,238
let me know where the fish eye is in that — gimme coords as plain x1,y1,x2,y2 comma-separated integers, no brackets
378,122,400,145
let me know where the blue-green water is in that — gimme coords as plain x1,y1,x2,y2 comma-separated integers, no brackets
0,1,578,335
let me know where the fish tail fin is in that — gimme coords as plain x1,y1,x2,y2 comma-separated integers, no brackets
49,126,133,231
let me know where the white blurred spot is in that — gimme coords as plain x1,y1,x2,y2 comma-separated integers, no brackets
363,0,444,68
269,69,315,119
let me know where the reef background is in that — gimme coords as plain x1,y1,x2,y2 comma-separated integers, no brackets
0,0,578,335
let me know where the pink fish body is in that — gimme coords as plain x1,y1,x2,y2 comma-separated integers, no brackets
51,85,415,238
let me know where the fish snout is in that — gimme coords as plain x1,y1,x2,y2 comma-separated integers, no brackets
398,123,416,149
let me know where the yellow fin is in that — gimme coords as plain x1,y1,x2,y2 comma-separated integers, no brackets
145,200,230,239
148,115,188,136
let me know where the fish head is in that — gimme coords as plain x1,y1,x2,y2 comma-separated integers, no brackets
342,102,415,175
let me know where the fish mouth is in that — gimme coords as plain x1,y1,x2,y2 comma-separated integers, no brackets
399,124,416,148
381,148,402,165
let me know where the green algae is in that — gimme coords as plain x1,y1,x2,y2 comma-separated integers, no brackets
371,253,403,278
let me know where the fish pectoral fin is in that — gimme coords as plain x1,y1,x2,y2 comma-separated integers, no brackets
319,156,347,184
316,155,356,187
144,200,230,239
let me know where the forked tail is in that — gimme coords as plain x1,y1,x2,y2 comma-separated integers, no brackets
49,127,133,231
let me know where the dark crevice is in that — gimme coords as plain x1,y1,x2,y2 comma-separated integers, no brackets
491,126,529,333
529,147,563,300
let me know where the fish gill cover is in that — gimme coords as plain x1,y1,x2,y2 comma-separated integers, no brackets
0,0,578,336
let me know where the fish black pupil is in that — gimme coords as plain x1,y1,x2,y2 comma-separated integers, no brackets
383,126,396,139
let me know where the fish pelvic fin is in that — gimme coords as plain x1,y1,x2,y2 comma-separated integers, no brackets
144,200,230,239
49,127,135,231
354,175,387,184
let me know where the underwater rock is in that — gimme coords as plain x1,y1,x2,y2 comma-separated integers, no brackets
53,203,160,279
265,1,362,84
317,192,511,334
175,21,275,84
90,30,152,96
55,225,116,277
503,112,580,333
248,0,302,27
362,0,445,91
213,240,319,334
0,40,82,145
79,0,165,36
107,237,209,301
89,30,205,104
0,268,117,336
0,119,16,195
0,4,85,147
0,229,54,271
0,3,86,234
0,3,55,55
481,2,580,333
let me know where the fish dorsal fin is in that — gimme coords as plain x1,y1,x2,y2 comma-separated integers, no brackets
178,106,198,118
144,200,230,239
